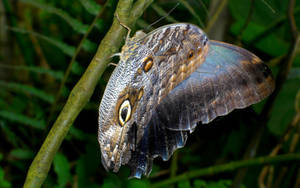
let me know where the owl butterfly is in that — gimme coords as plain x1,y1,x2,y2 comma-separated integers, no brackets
98,23,275,178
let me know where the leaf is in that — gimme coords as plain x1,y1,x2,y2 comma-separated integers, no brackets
0,122,19,146
206,179,233,188
53,153,72,187
230,20,289,57
194,179,207,188
71,61,85,75
20,0,89,34
101,175,122,188
127,179,149,188
75,156,99,188
9,26,97,54
0,110,45,129
0,167,11,188
76,143,101,187
178,180,191,188
0,92,26,113
10,149,34,160
268,79,300,135
78,0,101,16
229,0,281,26
68,127,93,141
288,67,300,80
222,125,247,158
8,27,75,57
9,28,87,76
82,39,97,53
0,64,64,80
0,80,54,103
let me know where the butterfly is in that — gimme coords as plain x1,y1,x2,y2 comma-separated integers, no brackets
98,23,275,178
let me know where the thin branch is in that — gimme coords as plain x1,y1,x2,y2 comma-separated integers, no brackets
47,0,111,126
170,150,178,178
23,0,153,187
236,0,255,44
149,169,170,179
293,168,300,188
288,0,298,39
232,0,300,186
232,0,300,187
258,110,300,187
260,35,299,119
151,153,300,188
296,90,300,112
205,0,228,33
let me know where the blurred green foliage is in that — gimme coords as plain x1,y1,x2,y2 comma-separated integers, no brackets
0,0,300,187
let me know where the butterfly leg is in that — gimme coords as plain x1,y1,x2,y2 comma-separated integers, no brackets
110,53,121,58
108,62,118,67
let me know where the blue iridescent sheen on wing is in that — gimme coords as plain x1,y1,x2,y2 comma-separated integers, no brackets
127,41,275,177
155,40,275,131
98,23,275,179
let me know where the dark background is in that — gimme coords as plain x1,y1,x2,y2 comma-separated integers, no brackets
0,0,300,187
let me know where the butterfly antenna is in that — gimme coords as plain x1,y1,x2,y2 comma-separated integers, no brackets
115,13,131,41
146,2,180,31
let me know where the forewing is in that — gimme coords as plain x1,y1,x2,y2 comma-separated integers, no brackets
153,40,275,131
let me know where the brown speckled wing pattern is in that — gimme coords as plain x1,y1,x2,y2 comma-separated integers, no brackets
98,23,275,178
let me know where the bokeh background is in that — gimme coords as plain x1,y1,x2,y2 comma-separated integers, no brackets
0,0,300,187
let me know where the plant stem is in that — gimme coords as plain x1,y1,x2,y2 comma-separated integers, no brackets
232,0,300,186
152,153,300,188
47,0,112,127
205,0,228,33
23,0,153,187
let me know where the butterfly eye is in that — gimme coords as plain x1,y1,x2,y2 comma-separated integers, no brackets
119,99,131,126
188,50,194,59
143,57,153,72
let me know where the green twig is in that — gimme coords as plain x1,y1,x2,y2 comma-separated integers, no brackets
47,0,112,127
232,1,300,186
170,150,178,178
236,0,255,44
152,153,300,188
296,90,300,112
205,0,228,33
23,0,153,187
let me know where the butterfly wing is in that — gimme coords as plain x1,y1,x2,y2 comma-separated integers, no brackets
128,117,189,177
126,41,275,177
154,40,275,131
